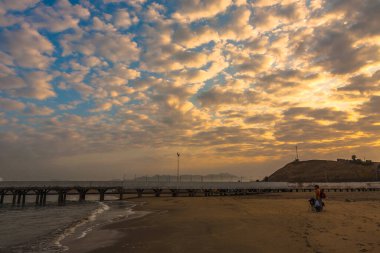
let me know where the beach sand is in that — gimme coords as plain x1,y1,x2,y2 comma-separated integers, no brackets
67,192,380,253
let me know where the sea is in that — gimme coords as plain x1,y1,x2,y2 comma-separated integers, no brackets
0,194,140,253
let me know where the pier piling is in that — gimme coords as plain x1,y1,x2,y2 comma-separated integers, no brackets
153,189,162,197
17,192,22,206
77,188,88,202
42,191,47,206
21,191,26,206
98,189,107,201
170,189,178,197
57,190,67,206
118,188,123,200
12,192,16,206
35,193,40,205
136,189,144,198
0,191,4,205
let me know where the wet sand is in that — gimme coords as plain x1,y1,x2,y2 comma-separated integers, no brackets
68,192,380,253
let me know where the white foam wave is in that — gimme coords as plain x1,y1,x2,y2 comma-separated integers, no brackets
89,202,110,222
53,202,110,251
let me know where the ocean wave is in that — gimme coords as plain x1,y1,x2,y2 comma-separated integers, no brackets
53,202,110,251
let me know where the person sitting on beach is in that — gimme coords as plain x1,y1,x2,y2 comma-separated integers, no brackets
309,185,323,212
315,185,321,200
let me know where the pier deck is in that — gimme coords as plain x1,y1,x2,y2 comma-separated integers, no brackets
1,181,379,206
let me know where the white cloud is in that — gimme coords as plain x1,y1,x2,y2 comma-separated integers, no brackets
0,75,25,90
61,30,139,64
0,97,25,111
81,56,108,68
0,0,39,14
28,0,90,32
0,0,39,27
114,9,138,29
73,83,94,98
24,104,54,116
0,14,23,27
92,64,140,87
91,102,113,112
218,6,256,41
0,24,54,69
0,71,55,100
172,0,233,23
16,71,55,100
104,0,147,10
92,17,116,32
173,24,219,49
143,2,166,22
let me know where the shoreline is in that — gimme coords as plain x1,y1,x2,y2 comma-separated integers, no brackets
63,200,151,253
63,192,380,253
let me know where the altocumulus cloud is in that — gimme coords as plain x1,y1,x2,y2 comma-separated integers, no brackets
0,0,380,180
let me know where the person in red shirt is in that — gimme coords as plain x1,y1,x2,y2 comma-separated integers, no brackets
315,185,321,200
313,185,323,212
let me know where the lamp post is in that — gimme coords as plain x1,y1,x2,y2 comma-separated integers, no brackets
177,152,180,188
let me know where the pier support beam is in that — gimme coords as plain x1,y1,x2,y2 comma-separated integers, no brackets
118,188,123,200
35,193,40,205
41,190,48,206
187,189,196,197
12,191,17,206
153,189,162,197
98,189,107,202
136,189,144,198
0,191,4,205
35,190,44,206
17,191,22,206
219,189,226,196
21,191,26,207
77,188,88,202
57,190,67,206
170,189,178,197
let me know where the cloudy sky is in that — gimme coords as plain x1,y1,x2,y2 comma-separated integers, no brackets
0,0,379,180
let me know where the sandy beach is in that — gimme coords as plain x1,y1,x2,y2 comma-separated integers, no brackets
66,192,380,253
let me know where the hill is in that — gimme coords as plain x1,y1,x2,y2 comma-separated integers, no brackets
268,159,380,182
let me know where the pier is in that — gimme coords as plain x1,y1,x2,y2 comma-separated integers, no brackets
0,181,379,207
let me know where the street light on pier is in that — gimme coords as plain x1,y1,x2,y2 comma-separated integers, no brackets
177,152,180,187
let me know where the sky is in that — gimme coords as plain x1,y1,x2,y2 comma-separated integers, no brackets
0,0,380,181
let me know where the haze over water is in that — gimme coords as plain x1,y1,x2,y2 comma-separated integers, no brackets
1,0,380,180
